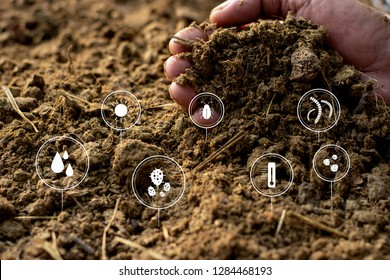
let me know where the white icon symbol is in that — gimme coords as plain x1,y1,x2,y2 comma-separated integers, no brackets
50,151,73,177
65,164,74,177
148,186,156,197
110,99,131,122
101,90,141,131
132,155,186,210
323,154,339,173
150,168,164,185
188,92,225,129
163,182,171,192
307,97,333,124
313,144,350,182
260,163,277,188
268,162,276,189
250,153,294,198
297,88,341,133
200,101,213,120
147,168,171,198
51,152,64,173
114,102,128,118
35,136,89,191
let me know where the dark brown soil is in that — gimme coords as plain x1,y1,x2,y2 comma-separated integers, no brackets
0,0,389,260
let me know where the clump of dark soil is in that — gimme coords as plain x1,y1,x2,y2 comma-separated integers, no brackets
176,13,389,188
0,0,389,260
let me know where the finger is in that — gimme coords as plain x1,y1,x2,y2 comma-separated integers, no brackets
164,56,192,80
169,82,197,111
169,27,208,54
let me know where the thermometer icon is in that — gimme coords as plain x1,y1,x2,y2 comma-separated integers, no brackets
268,162,276,188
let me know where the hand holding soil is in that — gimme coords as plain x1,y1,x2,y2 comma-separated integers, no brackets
165,0,390,112
1,0,389,260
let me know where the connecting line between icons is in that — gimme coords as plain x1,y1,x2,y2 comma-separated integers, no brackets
330,182,333,211
61,190,64,212
35,89,347,218
119,130,124,147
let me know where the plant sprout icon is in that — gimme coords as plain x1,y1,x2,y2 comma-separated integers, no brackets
51,150,73,177
147,168,171,198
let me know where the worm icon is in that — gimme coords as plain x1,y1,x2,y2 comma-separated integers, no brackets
307,97,333,124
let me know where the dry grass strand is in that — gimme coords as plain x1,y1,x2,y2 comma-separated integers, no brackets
1,86,38,132
113,236,167,260
102,197,121,260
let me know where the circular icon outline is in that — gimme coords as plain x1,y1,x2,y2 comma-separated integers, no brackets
132,155,186,210
101,90,141,131
188,92,225,129
313,144,350,182
35,135,90,191
297,88,341,133
250,153,294,198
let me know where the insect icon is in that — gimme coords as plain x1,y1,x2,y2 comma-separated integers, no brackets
188,92,225,130
199,101,214,120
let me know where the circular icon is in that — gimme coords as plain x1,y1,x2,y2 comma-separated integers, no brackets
188,92,225,129
297,88,341,133
132,155,186,210
35,136,89,191
101,90,141,131
250,153,294,197
313,144,350,182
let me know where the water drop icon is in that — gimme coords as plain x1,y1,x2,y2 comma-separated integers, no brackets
63,150,69,160
65,164,74,177
51,152,64,173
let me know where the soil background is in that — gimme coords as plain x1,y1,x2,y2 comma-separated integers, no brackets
0,0,389,260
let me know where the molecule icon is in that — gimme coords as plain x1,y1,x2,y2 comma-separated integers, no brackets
323,154,339,173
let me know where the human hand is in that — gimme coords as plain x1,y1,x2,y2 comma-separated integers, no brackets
165,0,390,113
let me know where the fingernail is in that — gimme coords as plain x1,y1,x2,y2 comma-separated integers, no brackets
168,42,174,54
168,83,176,100
163,61,169,79
211,0,232,12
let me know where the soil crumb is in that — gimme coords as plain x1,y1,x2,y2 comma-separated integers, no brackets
0,1,389,260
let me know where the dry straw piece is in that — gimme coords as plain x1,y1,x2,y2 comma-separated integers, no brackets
102,197,121,260
1,85,39,132
113,236,167,260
